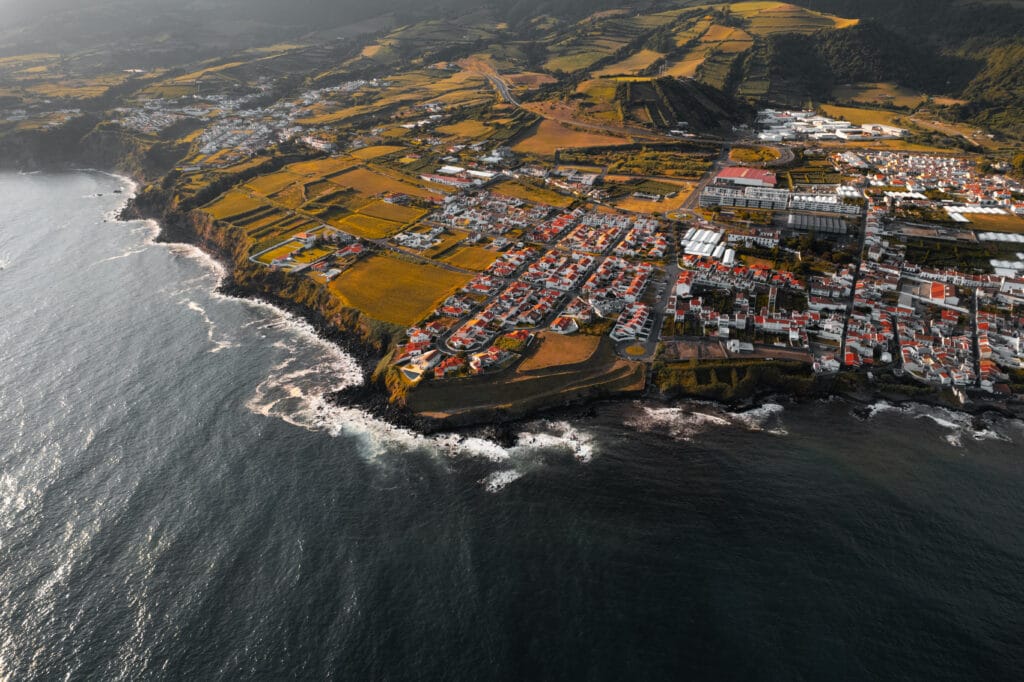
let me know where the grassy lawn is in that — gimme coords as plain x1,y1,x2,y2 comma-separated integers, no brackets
328,254,473,325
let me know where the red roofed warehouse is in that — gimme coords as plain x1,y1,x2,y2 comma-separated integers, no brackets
715,167,777,188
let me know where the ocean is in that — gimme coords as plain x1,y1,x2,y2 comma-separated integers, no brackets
0,171,1022,680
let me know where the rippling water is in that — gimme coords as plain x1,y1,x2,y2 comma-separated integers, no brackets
1,172,1022,680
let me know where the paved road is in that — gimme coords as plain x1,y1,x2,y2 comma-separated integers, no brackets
485,74,520,107
681,143,732,212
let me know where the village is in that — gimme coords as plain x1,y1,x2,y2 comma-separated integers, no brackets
241,134,1024,398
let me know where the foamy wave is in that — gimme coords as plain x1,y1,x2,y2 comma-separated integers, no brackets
245,353,599,490
905,404,1013,446
164,242,226,283
481,469,524,492
628,403,786,440
732,403,788,435
860,400,909,419
96,246,149,264
181,299,237,353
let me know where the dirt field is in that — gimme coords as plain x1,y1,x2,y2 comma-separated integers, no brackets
519,333,601,372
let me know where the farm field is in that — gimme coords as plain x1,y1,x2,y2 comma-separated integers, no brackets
350,145,405,160
513,120,630,155
286,156,360,177
491,179,575,208
435,119,492,139
964,213,1024,234
328,166,446,201
440,246,499,271
831,82,926,109
203,189,268,220
819,104,906,127
662,56,706,78
611,189,693,213
246,171,304,196
336,213,404,239
328,254,473,326
733,2,858,35
591,49,665,77
356,199,426,224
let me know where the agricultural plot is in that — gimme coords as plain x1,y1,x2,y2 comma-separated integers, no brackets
732,2,858,35
284,156,360,178
591,49,665,77
336,214,404,239
245,171,304,196
356,200,426,224
491,179,575,208
963,213,1024,234
831,82,926,109
820,104,906,127
547,10,682,75
435,119,493,139
440,246,499,271
350,145,405,160
328,255,473,326
513,120,630,155
204,189,268,221
422,230,470,258
329,166,446,201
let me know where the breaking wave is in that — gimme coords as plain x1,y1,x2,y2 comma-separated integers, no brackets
627,402,788,441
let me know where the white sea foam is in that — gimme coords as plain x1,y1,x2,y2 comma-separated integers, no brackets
182,299,237,353
96,246,149,264
733,403,788,435
481,469,525,493
628,402,787,440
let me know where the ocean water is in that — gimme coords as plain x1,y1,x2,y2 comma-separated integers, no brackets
0,171,1022,680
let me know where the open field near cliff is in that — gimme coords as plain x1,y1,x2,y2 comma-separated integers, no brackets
327,254,472,326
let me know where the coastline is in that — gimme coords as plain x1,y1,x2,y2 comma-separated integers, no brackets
113,170,1024,434
10,165,1022,435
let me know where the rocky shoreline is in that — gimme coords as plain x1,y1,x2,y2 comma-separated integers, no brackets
1,151,1013,436
121,182,1024,436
